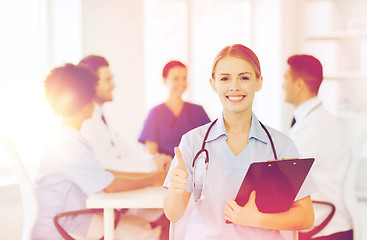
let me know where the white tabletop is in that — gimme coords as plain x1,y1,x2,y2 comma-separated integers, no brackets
86,186,166,209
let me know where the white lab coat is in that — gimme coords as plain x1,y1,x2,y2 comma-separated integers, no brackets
288,97,353,237
81,104,156,172
81,104,163,223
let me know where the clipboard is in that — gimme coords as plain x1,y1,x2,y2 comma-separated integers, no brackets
226,158,314,223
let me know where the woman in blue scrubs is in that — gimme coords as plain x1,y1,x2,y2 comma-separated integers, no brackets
163,45,316,240
139,61,210,157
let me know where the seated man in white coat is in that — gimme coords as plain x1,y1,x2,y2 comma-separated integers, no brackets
282,54,353,240
79,55,171,240
79,56,170,173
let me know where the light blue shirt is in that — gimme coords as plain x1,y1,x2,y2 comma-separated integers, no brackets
163,113,316,240
32,125,114,240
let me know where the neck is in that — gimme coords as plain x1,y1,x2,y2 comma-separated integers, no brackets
223,109,252,134
294,93,317,107
166,93,183,104
62,117,83,131
165,94,184,111
95,100,104,107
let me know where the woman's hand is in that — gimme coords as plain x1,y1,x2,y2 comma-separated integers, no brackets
164,147,191,222
224,191,262,227
168,147,188,193
225,193,314,230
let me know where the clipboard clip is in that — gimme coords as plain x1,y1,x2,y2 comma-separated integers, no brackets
267,158,297,162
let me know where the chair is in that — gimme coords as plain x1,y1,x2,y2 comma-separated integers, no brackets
1,137,122,240
1,137,39,240
298,201,336,239
54,208,122,240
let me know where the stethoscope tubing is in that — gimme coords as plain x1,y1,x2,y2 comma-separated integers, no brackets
192,118,277,169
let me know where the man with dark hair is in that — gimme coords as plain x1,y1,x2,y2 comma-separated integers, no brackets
283,55,353,240
32,64,163,239
79,55,171,172
79,55,170,240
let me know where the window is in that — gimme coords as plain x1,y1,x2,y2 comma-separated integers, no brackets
143,0,188,110
143,0,251,118
0,0,43,185
0,0,62,185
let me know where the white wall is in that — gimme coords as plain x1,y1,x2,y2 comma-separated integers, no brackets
250,0,284,130
279,0,302,131
44,0,83,70
81,0,145,147
0,0,44,238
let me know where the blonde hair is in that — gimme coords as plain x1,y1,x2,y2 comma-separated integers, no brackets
211,44,261,79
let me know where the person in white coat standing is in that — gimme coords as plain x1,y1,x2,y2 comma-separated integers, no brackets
283,54,353,240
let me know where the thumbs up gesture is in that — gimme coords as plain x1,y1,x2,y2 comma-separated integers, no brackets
169,147,188,194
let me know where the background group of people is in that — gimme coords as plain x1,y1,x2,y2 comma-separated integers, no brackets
31,44,353,240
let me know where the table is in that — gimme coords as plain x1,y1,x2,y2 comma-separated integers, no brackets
86,186,166,240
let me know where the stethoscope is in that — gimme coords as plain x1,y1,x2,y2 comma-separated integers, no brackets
191,118,278,202
192,118,278,168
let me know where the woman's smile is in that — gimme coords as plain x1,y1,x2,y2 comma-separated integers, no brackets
226,94,246,103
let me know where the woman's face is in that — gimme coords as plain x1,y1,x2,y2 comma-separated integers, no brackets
164,66,187,97
210,56,262,114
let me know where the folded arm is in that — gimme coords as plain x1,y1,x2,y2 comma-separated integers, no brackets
225,192,314,230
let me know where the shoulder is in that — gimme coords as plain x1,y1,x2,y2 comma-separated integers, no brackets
184,102,210,122
263,124,294,145
42,126,91,163
261,124,300,159
185,102,201,107
185,102,205,111
181,121,212,144
178,122,213,162
311,105,338,123
149,103,165,113
145,103,166,119
300,105,341,132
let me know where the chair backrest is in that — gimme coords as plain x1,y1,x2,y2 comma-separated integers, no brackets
1,138,39,240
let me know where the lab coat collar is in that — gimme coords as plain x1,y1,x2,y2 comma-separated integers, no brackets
92,103,103,119
249,113,269,144
294,97,321,123
205,112,269,144
205,114,226,143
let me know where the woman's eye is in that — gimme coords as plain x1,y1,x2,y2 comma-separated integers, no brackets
220,77,229,81
240,76,249,80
